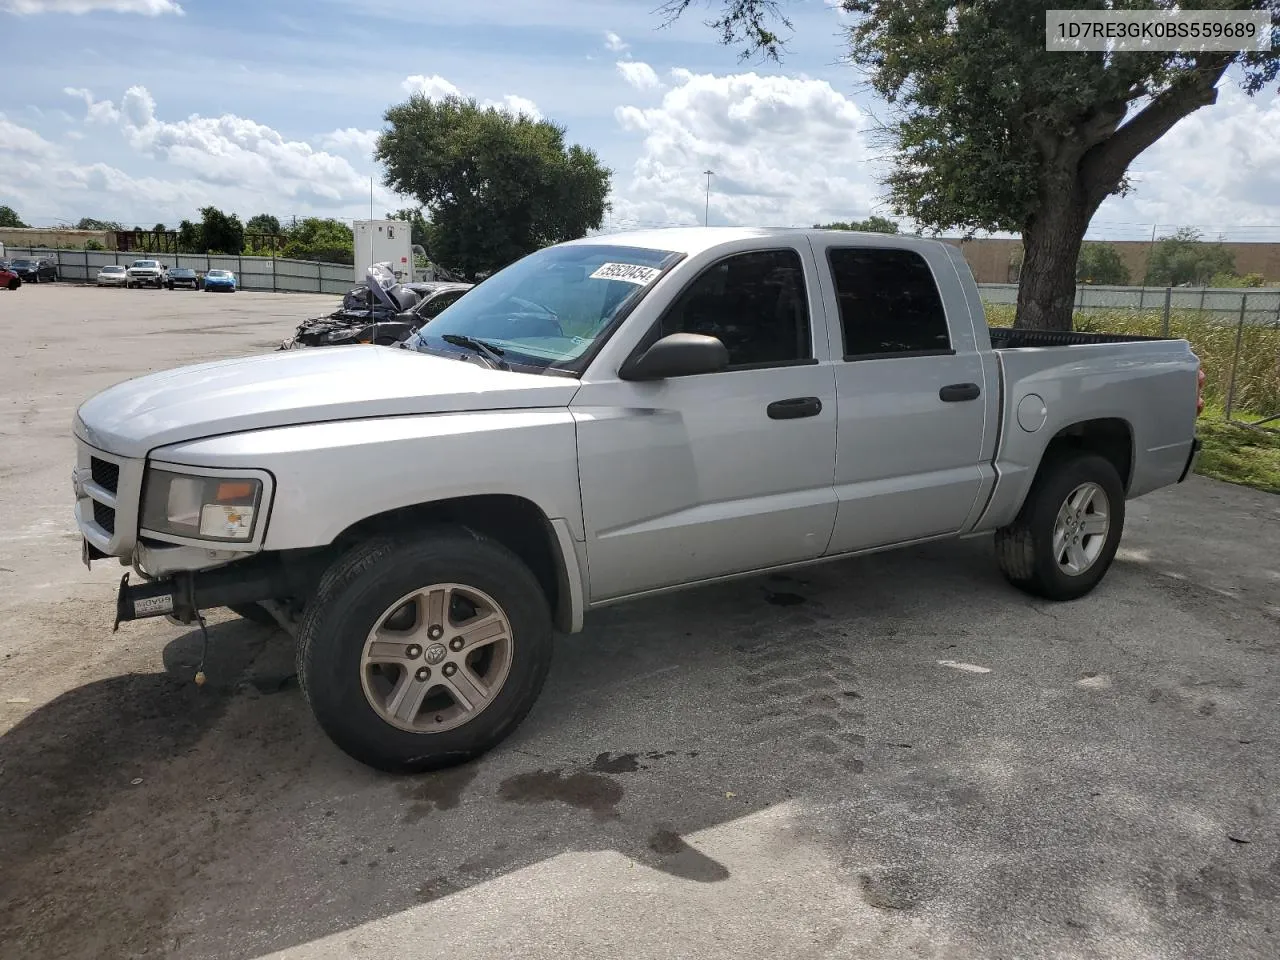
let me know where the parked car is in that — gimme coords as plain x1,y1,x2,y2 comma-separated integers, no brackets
10,257,57,283
125,260,166,289
96,265,128,287
280,264,473,349
0,265,19,291
73,227,1202,774
203,269,236,292
166,267,202,290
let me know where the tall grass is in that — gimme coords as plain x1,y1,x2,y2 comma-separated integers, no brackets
983,304,1280,419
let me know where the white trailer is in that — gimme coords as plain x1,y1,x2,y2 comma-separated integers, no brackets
353,220,414,283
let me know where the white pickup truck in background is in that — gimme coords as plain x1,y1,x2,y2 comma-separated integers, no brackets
72,227,1202,772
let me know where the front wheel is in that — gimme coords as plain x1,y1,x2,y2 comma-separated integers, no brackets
297,530,553,773
994,451,1125,601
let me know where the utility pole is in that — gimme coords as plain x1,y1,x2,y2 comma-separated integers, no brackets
1141,222,1158,287
703,169,715,226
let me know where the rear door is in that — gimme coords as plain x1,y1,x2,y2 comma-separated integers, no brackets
811,238,993,554
572,243,839,600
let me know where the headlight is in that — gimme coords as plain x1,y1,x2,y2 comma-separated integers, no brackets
141,470,263,541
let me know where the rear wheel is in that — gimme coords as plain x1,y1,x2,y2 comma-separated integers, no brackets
994,451,1125,601
6,279,17,291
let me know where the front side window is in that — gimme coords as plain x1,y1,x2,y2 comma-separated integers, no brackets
407,243,681,373
828,248,951,358
656,249,811,368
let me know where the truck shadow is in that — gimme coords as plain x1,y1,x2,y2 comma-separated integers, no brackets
3,538,1272,959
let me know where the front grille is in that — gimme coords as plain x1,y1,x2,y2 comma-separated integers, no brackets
90,457,119,493
92,500,116,534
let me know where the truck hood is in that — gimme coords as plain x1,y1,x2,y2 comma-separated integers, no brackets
74,346,581,458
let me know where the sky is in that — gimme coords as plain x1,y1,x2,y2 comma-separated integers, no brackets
1,0,1279,243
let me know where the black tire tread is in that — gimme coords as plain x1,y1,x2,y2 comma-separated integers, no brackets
296,527,553,773
994,450,1125,601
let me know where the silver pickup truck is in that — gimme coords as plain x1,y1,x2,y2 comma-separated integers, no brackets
72,228,1203,772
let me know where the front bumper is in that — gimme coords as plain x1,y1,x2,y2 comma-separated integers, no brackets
1178,438,1202,483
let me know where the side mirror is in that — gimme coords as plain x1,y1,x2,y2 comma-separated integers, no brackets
619,332,729,381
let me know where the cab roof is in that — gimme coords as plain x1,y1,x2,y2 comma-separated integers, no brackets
563,226,943,257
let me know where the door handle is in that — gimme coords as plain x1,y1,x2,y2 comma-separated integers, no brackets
939,383,981,402
767,397,823,420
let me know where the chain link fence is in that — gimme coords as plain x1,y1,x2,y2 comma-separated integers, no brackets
1,246,356,295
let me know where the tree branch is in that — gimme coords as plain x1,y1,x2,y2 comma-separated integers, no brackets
1081,54,1233,200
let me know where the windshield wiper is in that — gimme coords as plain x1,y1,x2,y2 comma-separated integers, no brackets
441,333,510,371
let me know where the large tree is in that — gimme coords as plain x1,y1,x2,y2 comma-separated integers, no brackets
0,205,28,228
664,0,1279,329
246,213,282,237
198,206,245,255
282,217,354,263
376,96,611,277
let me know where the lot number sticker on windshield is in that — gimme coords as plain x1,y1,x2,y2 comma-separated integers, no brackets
590,262,662,285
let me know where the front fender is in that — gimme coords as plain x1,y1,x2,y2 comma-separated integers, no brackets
150,410,584,549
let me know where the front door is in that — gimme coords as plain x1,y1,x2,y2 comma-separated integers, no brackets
572,246,839,601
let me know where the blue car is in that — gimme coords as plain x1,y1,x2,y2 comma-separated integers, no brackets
203,268,237,292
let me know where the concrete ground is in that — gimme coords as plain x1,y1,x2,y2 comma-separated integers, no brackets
1,285,1278,960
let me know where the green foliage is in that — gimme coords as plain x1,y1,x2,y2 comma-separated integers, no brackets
1147,228,1235,286
0,205,28,228
84,239,105,251
377,95,611,276
75,217,123,231
198,206,245,255
281,217,354,263
1076,243,1129,285
246,213,281,237
1209,271,1266,288
177,219,201,253
1195,418,1280,495
813,216,899,233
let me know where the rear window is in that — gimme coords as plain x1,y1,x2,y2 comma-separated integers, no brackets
827,248,952,359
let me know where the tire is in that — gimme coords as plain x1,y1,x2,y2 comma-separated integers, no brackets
229,602,279,627
994,451,1125,601
6,280,17,291
297,529,553,773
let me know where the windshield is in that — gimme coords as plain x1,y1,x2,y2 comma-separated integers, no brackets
132,260,158,268
208,270,231,278
12,260,34,268
406,243,680,373
101,266,124,273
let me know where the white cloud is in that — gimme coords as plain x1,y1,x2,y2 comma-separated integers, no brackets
1,0,182,14
1100,84,1280,231
399,74,541,120
16,84,402,224
318,127,381,156
610,69,880,228
0,114,57,156
493,94,542,120
604,30,628,53
402,74,463,100
64,86,120,123
616,60,661,91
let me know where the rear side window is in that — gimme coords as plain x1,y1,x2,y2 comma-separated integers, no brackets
827,248,951,359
